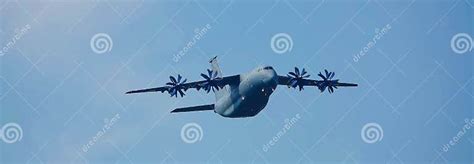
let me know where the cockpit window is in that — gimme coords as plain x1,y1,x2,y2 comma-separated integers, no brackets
263,66,273,70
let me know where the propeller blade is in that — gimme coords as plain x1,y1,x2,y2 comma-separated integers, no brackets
328,86,334,93
288,72,298,78
329,72,335,79
301,68,307,76
170,76,177,84
169,89,177,97
177,74,182,83
201,73,210,80
288,72,298,77
178,89,185,97
318,72,327,80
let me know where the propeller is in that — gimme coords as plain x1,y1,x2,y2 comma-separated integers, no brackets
317,69,339,93
287,67,311,91
166,74,187,97
199,69,222,93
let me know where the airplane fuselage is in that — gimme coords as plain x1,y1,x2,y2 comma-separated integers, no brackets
214,66,278,118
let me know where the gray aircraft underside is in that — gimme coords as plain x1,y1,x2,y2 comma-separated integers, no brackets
126,56,357,118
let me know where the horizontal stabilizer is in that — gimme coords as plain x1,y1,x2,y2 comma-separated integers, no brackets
171,104,214,113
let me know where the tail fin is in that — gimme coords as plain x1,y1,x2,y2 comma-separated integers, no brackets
209,56,227,100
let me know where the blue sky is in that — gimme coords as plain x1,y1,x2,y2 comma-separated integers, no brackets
1,0,473,163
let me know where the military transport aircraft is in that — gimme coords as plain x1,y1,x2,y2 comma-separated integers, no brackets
126,56,357,118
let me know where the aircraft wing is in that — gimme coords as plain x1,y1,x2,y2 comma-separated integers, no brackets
277,75,319,86
276,68,358,93
278,75,357,86
125,75,240,95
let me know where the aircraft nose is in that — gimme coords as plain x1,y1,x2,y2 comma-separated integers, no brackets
263,69,277,83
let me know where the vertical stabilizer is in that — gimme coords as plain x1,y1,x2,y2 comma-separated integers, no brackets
209,56,227,100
